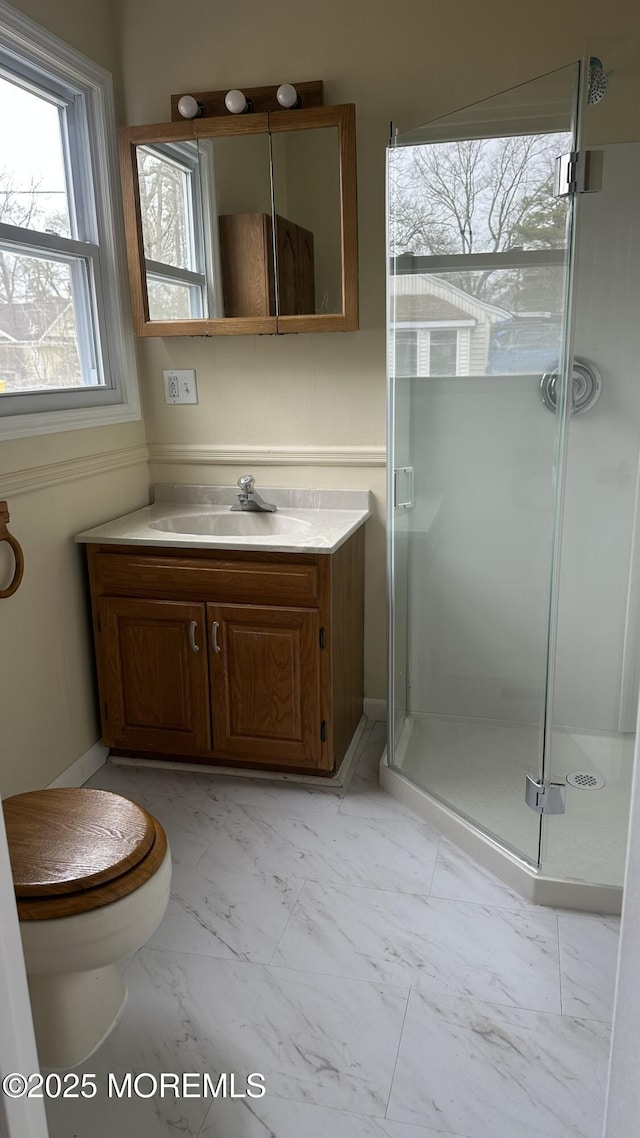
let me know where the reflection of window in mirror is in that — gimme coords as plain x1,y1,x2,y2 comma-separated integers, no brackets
136,142,213,320
271,127,342,315
137,133,278,322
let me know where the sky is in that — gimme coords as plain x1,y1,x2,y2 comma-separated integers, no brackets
0,72,70,235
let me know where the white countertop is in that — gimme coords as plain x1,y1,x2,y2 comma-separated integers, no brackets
75,485,371,555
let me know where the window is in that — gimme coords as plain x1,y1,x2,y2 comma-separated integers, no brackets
395,330,418,377
0,1,139,438
428,328,457,376
392,327,459,377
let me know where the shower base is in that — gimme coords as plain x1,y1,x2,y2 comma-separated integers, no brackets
380,713,634,914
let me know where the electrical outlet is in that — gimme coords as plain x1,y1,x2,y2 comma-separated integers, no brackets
163,370,198,404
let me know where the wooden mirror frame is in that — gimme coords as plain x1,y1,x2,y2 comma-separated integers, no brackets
118,104,358,336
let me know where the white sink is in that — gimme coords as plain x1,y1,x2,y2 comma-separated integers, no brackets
75,487,371,554
150,511,313,537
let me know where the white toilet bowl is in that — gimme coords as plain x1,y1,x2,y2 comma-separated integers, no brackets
4,788,171,1069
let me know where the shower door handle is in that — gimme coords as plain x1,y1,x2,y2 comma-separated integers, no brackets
394,466,414,510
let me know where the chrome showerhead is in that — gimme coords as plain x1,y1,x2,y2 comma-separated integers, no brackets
587,57,608,105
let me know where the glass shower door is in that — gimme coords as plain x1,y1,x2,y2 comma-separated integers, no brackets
543,135,640,886
388,65,580,866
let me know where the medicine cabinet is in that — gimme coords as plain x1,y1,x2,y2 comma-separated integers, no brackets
119,100,358,335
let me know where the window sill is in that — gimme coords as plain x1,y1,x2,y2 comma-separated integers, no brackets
0,396,142,442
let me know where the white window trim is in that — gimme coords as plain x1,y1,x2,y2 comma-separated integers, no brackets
0,0,140,440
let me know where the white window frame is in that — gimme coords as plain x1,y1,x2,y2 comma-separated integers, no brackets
0,0,140,440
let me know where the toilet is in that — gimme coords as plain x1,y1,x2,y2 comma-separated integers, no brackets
3,786,171,1069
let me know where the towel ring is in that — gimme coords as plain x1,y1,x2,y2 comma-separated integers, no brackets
0,501,24,599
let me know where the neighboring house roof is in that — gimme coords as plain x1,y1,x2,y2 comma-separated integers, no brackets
393,293,476,323
391,272,512,324
0,298,73,343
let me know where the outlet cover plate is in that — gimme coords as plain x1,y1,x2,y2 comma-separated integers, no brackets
163,369,198,404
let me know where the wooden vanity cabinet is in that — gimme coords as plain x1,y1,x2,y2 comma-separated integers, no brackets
218,213,315,318
85,531,364,775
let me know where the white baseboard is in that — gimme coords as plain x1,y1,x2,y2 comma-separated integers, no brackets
47,742,108,789
363,698,387,721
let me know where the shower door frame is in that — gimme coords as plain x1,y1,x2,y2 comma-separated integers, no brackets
386,63,585,872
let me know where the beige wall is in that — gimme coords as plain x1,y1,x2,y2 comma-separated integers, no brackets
0,0,147,797
2,0,639,796
116,0,640,704
9,0,125,113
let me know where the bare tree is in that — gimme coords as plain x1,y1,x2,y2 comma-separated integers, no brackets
134,148,195,320
137,150,189,267
389,132,569,311
0,168,79,392
0,170,70,303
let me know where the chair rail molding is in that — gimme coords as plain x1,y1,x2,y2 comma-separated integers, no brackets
148,443,386,467
2,445,149,497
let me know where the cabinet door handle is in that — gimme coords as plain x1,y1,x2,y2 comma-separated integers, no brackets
212,620,221,654
189,619,200,653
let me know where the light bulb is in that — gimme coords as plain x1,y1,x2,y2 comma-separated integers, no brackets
276,83,299,109
177,94,203,119
224,89,248,115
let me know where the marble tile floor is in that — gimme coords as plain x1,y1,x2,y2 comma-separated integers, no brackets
45,721,618,1138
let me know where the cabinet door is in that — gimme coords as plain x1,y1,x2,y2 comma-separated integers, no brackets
208,604,324,768
218,213,275,317
275,216,315,316
99,597,210,754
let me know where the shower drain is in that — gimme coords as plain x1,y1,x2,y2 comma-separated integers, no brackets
566,771,605,790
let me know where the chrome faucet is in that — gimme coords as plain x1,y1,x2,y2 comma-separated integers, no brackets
231,475,277,513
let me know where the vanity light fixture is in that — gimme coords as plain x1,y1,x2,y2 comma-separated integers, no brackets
224,88,252,114
169,80,323,121
176,94,205,119
276,83,301,109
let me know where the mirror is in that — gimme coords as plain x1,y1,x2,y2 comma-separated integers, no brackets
136,133,274,322
271,125,342,317
119,105,358,335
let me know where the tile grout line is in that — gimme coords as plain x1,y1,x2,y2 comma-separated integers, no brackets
190,802,235,871
383,983,412,1121
140,940,612,1024
194,1093,216,1138
259,875,563,921
557,912,565,1016
427,833,442,895
265,877,310,967
141,938,419,995
262,960,579,1017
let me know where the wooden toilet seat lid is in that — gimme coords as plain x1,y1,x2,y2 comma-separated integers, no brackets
3,788,156,897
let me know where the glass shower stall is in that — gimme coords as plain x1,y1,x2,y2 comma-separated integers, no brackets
385,60,640,906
